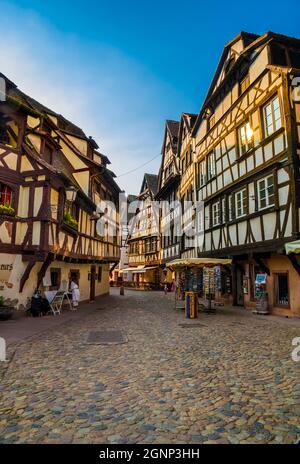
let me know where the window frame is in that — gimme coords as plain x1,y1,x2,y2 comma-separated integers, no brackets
50,268,61,291
197,160,206,188
212,201,220,227
207,151,216,181
238,120,254,156
274,272,290,308
257,175,275,211
263,94,282,138
235,188,247,219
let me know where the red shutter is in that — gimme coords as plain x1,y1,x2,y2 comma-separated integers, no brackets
0,185,12,205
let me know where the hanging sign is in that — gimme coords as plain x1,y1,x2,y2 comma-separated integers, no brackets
255,273,267,285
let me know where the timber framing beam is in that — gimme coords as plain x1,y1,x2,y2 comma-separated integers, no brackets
37,253,55,289
19,261,35,293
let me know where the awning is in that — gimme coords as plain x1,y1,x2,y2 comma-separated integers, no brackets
285,240,300,255
132,266,159,274
122,266,146,273
167,258,232,269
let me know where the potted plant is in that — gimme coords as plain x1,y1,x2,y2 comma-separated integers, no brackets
0,296,13,321
63,211,78,230
0,203,15,217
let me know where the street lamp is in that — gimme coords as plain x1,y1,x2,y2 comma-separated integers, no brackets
49,186,78,213
65,186,77,203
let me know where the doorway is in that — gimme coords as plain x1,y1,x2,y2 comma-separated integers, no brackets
90,265,96,301
236,267,244,306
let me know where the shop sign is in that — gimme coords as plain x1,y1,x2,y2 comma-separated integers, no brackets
255,273,267,284
0,263,13,282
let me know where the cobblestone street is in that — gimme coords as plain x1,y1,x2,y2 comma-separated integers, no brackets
0,289,299,444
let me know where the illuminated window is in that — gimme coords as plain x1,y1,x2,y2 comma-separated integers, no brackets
238,121,253,156
263,96,282,137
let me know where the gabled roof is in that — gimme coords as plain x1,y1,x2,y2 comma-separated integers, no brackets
177,112,197,157
1,72,101,145
203,31,259,103
140,173,158,197
162,120,179,155
182,112,197,132
156,118,181,196
192,31,260,135
192,31,300,137
1,71,122,198
166,119,180,139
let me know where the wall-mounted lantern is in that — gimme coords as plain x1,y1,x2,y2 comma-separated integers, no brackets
65,186,78,203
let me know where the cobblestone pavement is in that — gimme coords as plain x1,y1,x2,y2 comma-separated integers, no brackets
0,289,299,444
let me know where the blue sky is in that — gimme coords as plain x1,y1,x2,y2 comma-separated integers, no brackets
1,0,299,193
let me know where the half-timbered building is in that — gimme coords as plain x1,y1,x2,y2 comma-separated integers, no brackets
193,31,300,317
0,73,121,309
178,112,197,259
156,120,180,283
127,173,161,289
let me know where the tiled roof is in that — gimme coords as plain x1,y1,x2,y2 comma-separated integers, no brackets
144,173,158,196
166,120,180,139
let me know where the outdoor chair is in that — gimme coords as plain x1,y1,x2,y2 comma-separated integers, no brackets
47,291,72,315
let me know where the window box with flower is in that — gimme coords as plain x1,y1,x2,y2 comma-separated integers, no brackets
0,203,15,218
61,211,79,235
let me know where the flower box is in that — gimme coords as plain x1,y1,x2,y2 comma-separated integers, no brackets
0,204,15,217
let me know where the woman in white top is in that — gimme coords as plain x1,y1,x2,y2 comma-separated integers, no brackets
70,279,80,308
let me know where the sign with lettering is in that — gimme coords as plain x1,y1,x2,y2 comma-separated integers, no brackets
0,263,14,282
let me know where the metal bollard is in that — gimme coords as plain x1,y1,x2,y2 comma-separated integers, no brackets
120,285,124,296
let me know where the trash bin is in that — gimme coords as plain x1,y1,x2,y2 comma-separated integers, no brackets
185,292,198,319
